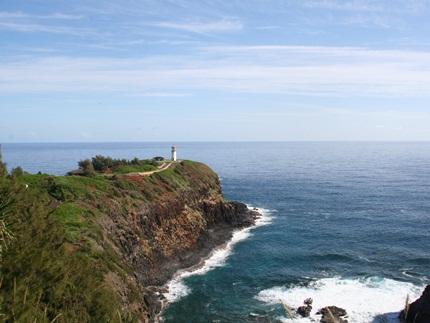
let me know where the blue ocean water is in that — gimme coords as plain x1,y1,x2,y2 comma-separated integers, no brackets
2,142,430,322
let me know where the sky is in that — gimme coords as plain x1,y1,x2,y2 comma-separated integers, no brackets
1,0,430,142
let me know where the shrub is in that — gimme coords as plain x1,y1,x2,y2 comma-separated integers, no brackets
78,159,95,177
11,167,24,178
0,187,14,259
0,150,7,178
91,155,114,171
0,175,127,322
87,155,158,174
131,157,140,165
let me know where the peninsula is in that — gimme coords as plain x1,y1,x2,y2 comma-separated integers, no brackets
0,155,260,322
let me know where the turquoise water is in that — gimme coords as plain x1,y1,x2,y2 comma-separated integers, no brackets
3,142,430,322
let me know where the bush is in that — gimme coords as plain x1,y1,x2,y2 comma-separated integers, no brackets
11,167,24,178
0,186,14,259
131,157,140,165
91,155,114,172
78,159,95,177
86,155,158,174
0,151,7,178
0,175,128,322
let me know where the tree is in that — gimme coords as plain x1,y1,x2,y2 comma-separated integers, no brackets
0,145,7,177
0,182,14,260
91,155,113,171
78,159,96,176
0,162,6,178
11,167,24,178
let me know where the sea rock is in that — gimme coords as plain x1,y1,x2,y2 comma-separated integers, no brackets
400,285,430,323
317,306,348,323
297,298,313,317
297,305,312,317
304,297,313,305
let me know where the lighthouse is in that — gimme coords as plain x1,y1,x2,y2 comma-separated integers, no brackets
171,145,177,161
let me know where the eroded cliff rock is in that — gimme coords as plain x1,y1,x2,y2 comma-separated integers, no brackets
400,285,430,323
97,162,259,320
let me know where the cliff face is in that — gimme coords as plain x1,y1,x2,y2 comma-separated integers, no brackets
96,161,257,319
0,160,257,322
401,285,430,323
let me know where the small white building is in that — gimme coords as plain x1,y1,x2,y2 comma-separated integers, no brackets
171,145,177,161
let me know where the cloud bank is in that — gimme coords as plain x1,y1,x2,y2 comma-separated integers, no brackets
1,46,430,97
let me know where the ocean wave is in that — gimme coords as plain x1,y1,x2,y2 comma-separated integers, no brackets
163,207,274,303
310,253,356,262
256,276,423,323
410,257,430,265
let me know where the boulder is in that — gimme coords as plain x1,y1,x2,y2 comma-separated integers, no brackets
317,306,348,323
297,305,312,317
304,297,313,305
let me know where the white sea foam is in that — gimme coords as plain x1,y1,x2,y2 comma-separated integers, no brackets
163,207,273,303
256,276,424,323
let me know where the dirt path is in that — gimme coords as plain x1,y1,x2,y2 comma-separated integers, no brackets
128,161,174,176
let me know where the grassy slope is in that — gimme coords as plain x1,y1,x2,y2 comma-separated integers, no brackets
0,160,218,322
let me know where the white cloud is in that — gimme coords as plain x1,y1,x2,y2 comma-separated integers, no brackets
0,11,30,18
45,13,84,20
298,0,430,15
150,18,243,33
0,21,101,36
255,25,281,30
0,11,83,20
133,92,191,97
1,46,430,97
300,0,383,11
0,11,88,35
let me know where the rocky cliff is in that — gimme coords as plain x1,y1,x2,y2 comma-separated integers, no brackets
0,160,258,322
400,285,430,323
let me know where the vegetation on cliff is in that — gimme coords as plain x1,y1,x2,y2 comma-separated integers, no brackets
71,156,160,176
0,156,254,322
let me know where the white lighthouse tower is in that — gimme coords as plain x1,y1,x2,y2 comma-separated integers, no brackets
171,145,177,161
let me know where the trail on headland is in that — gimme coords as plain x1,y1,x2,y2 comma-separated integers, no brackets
128,161,174,176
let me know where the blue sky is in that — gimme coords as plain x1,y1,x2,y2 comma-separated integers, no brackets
1,0,430,142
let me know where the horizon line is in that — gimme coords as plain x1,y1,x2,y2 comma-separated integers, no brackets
2,140,430,145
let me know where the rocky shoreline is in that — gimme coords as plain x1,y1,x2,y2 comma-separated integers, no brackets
144,205,262,321
278,287,430,323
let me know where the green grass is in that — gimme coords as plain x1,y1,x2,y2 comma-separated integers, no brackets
114,164,157,174
50,203,93,241
0,176,131,322
153,166,189,189
18,174,118,205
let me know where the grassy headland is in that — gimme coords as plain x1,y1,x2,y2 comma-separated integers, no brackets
0,155,255,322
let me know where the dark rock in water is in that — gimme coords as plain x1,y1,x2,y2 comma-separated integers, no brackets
297,298,313,317
400,285,430,323
304,297,313,305
317,306,348,323
297,305,312,317
317,306,347,316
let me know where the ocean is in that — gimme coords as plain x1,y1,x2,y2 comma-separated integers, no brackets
2,142,430,322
